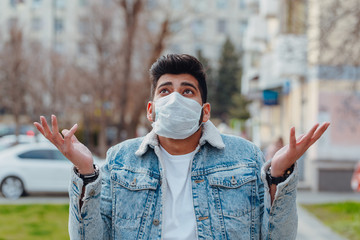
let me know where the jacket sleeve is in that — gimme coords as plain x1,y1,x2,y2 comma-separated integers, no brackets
258,148,299,240
68,148,114,240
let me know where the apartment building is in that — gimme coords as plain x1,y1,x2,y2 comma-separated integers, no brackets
0,0,253,66
242,0,360,191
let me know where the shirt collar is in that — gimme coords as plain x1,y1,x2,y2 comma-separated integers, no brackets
135,120,225,157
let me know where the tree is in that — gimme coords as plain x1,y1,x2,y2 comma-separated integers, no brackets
316,0,360,68
74,0,173,156
196,49,215,104
212,37,249,122
0,21,28,138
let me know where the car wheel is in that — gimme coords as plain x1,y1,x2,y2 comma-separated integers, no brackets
1,176,25,199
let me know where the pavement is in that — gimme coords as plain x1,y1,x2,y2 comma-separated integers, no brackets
296,190,360,240
0,190,359,240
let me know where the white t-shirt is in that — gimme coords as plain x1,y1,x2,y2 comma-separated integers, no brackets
159,145,198,240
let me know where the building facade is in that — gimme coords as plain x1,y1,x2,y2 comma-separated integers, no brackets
0,0,253,65
242,0,360,191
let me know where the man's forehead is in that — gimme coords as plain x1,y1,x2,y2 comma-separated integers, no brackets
156,74,199,88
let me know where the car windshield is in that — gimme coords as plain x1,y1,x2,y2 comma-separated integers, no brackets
18,149,67,160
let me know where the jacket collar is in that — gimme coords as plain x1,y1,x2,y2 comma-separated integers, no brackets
135,120,225,156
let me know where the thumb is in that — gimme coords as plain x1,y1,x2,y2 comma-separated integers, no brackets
62,124,79,144
61,129,69,136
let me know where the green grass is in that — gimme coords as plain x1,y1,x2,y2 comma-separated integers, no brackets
303,202,360,240
0,204,69,240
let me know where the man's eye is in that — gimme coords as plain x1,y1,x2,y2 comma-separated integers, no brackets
184,89,194,95
160,89,169,94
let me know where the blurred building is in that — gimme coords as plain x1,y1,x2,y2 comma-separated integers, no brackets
0,0,253,65
242,0,360,191
0,0,83,55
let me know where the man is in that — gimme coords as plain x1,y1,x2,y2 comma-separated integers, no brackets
34,54,329,239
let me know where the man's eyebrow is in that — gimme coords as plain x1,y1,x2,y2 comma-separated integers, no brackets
181,82,198,91
157,81,173,89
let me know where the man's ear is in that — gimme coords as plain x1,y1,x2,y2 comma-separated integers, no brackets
147,101,155,122
202,103,211,123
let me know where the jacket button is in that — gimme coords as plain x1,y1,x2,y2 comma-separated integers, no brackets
153,219,160,226
231,176,237,185
130,178,137,187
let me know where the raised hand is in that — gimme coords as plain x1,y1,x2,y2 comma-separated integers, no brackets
270,122,330,177
34,115,94,174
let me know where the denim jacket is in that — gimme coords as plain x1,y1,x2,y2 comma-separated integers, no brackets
68,121,298,240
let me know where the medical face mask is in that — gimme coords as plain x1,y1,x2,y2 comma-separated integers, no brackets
152,92,203,139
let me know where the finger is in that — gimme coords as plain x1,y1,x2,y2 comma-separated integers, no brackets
62,128,80,143
51,115,64,144
40,116,53,137
296,134,305,142
63,124,78,148
51,115,59,135
310,122,330,145
33,122,45,136
289,127,296,149
301,123,319,145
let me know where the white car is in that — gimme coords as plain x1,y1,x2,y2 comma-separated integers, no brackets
0,142,104,199
0,134,48,151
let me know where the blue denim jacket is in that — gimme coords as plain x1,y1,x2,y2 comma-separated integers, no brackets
68,121,298,239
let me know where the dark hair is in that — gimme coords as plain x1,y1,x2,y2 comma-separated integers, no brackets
149,54,207,103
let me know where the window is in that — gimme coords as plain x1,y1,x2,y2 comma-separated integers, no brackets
239,0,246,9
192,19,204,36
18,149,67,160
54,41,64,53
194,0,206,12
32,0,42,8
147,0,157,10
217,19,227,34
54,0,65,9
9,0,24,8
78,18,89,35
31,17,42,31
170,0,182,10
9,0,17,8
79,0,87,7
54,18,64,34
239,20,248,34
52,150,67,160
19,150,53,160
216,0,227,9
250,52,261,68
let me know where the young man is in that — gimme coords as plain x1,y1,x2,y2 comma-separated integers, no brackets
34,54,329,239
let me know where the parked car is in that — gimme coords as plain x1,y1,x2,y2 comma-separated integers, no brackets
351,162,360,192
0,134,48,151
0,142,104,199
0,124,35,138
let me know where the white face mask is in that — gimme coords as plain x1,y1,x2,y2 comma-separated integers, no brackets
152,92,203,139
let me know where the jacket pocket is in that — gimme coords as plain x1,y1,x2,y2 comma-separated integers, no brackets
208,167,257,218
111,168,159,220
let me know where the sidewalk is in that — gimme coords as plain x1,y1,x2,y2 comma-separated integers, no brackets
296,190,360,240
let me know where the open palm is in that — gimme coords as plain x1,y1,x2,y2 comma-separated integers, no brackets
34,115,94,174
270,123,330,177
